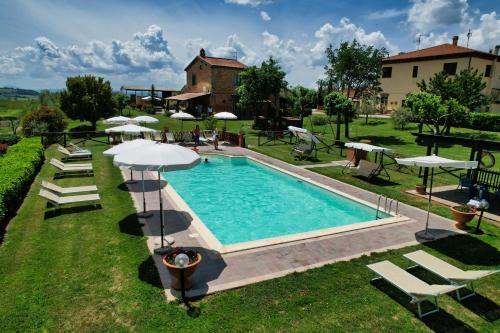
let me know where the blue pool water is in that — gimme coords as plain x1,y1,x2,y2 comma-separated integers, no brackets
162,155,389,245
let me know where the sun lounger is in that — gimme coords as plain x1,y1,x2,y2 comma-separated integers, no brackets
353,160,380,180
39,189,100,210
368,260,463,318
291,142,313,160
165,132,175,143
404,250,499,301
41,181,97,195
58,145,92,160
50,158,93,177
69,143,91,154
202,130,214,143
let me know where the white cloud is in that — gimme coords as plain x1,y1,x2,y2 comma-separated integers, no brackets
417,32,451,48
466,11,500,51
407,0,470,32
0,25,183,86
224,0,271,6
366,8,407,20
184,38,213,59
309,18,398,66
261,31,301,71
260,11,271,21
211,34,259,65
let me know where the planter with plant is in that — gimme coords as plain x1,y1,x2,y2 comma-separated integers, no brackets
415,184,426,194
450,205,476,229
162,248,202,290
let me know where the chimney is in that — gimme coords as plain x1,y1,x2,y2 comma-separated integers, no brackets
452,36,459,46
494,45,500,55
199,48,206,58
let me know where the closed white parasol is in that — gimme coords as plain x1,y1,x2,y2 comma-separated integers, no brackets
396,155,478,239
114,144,201,252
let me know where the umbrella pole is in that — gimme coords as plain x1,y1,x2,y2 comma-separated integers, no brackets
421,167,436,240
154,170,169,254
126,168,137,184
138,171,152,218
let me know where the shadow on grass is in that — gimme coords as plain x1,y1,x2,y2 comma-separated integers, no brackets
349,135,407,147
460,294,500,322
360,120,386,126
119,213,144,236
138,255,163,289
43,204,102,219
53,173,94,180
371,279,475,332
352,175,401,187
422,234,500,266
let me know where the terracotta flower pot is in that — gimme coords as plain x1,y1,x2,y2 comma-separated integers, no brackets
450,206,476,229
163,253,202,290
415,185,426,194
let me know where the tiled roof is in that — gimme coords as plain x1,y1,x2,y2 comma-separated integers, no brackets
383,43,497,63
185,56,247,70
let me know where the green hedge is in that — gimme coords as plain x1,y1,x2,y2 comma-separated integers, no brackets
0,134,21,146
0,137,44,225
466,112,500,132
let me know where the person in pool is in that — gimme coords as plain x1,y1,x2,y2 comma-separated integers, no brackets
204,157,209,163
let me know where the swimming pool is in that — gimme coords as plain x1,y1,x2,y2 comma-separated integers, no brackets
162,155,402,252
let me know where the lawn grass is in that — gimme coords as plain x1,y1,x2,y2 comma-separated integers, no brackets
0,140,499,332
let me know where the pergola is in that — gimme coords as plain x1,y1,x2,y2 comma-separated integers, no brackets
412,132,500,189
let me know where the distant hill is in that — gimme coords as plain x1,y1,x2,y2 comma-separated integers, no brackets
0,87,39,99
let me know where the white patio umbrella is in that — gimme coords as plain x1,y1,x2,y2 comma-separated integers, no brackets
170,111,195,131
104,124,157,135
214,111,237,129
396,155,478,239
133,115,159,124
103,139,157,215
103,116,131,124
114,144,201,253
141,96,161,101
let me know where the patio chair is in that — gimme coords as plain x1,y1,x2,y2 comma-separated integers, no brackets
41,181,98,195
39,189,100,210
69,143,91,154
165,132,175,143
353,160,380,181
50,158,93,177
58,145,92,160
291,142,313,160
367,260,463,318
404,250,499,301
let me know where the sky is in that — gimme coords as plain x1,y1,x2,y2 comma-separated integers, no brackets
0,0,499,90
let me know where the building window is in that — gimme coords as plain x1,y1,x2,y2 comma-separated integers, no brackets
380,95,388,104
485,64,492,77
233,74,241,86
412,66,418,78
191,73,197,86
382,67,392,78
443,62,457,75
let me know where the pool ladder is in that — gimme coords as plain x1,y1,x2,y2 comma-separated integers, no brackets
375,195,399,219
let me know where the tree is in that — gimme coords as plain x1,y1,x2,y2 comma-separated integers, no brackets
113,93,129,116
323,92,353,141
0,116,21,135
391,107,413,130
237,57,287,122
324,40,387,137
404,92,467,135
38,89,59,108
358,88,379,124
60,75,115,129
417,68,487,133
22,105,67,136
289,86,317,118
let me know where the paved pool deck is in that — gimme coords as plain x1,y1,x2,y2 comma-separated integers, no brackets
122,144,464,300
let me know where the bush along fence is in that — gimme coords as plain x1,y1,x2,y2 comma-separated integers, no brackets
0,137,44,236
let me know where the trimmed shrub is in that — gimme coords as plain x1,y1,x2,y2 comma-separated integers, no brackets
311,115,329,126
0,138,44,224
391,107,413,130
467,112,500,132
0,134,20,146
22,105,67,137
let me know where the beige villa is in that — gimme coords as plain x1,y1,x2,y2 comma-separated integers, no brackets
380,36,500,113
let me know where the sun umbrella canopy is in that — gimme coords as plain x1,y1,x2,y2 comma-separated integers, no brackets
133,116,159,124
105,124,157,134
103,116,131,124
214,112,237,120
396,155,478,169
141,96,161,100
113,143,201,171
170,111,195,120
103,139,156,156
288,126,309,134
345,142,394,153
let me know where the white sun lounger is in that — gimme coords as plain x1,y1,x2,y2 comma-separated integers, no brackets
353,160,381,180
368,260,463,318
41,181,97,195
50,158,93,177
404,250,499,301
58,145,92,160
39,189,100,210
165,132,175,143
69,143,91,154
202,130,214,143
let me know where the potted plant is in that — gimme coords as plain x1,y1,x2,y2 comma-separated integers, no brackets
450,205,476,229
415,184,426,194
163,248,202,290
